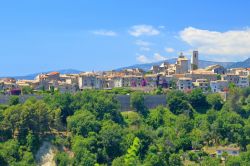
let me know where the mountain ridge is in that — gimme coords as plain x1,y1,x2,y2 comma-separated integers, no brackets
0,69,82,80
228,58,250,68
2,57,250,80
116,58,235,71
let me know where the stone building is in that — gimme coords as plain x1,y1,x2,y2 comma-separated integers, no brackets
177,77,193,91
191,50,199,70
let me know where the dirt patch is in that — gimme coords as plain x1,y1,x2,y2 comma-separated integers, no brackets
35,141,56,166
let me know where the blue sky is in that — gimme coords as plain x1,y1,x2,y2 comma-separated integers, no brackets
0,0,250,76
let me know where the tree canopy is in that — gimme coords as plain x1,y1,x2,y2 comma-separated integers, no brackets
1,87,250,165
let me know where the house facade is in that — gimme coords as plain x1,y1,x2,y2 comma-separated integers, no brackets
210,80,229,93
177,77,193,91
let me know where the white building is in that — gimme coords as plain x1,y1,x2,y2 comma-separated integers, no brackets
186,70,217,82
78,73,104,89
159,75,174,88
176,52,189,74
229,68,249,76
150,66,160,74
144,74,158,87
237,76,249,88
216,147,240,157
193,79,209,91
177,77,193,91
60,74,78,85
112,76,123,88
210,80,229,93
58,82,78,93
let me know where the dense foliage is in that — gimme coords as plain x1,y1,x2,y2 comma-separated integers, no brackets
1,87,250,165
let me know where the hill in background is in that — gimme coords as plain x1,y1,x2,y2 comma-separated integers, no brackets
228,58,250,68
116,58,235,71
2,57,250,80
8,69,82,80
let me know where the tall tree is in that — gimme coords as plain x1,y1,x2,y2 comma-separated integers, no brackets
131,92,148,116
124,137,140,166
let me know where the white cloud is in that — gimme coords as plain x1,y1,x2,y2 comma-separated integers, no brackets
135,40,152,46
140,47,151,51
92,30,117,36
158,25,165,29
136,55,151,63
165,47,175,53
136,53,167,63
154,53,167,61
129,25,160,37
180,27,250,61
135,40,152,51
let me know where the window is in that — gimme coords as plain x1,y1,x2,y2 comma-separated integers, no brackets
232,151,238,155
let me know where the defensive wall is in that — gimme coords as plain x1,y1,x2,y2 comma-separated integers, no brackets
0,95,167,111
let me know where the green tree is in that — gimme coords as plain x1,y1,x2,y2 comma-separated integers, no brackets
169,80,177,89
0,139,20,165
216,74,221,80
121,111,143,127
0,154,7,166
53,108,63,130
72,136,97,166
2,105,21,137
146,106,166,129
207,93,223,110
143,152,167,166
67,110,100,137
46,93,74,124
124,137,140,166
131,92,148,116
229,82,236,90
17,151,35,166
98,121,124,163
154,87,164,95
112,157,125,166
188,88,208,111
26,131,39,152
169,154,183,166
134,126,155,160
211,110,244,145
188,151,199,162
167,90,193,116
73,148,96,166
226,156,241,166
201,156,220,166
8,96,19,106
21,86,33,95
75,90,123,123
50,86,55,93
55,152,71,166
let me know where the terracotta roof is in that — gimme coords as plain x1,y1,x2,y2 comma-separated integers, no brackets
178,77,192,81
173,74,185,78
47,71,60,76
190,69,215,75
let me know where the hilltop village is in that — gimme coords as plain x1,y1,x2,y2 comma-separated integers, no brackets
1,51,250,96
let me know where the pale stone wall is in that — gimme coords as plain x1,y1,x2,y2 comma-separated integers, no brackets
0,94,167,112
116,95,166,111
